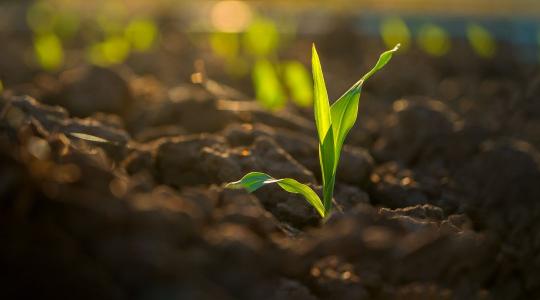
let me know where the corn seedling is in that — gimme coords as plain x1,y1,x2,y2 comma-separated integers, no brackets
226,44,400,218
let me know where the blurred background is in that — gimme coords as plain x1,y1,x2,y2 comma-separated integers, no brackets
1,0,539,104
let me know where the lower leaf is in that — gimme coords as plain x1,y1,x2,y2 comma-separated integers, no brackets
226,172,326,218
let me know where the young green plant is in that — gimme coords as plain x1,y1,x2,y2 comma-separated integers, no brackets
226,44,400,218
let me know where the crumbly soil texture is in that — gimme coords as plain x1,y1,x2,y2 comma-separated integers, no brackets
1,41,540,300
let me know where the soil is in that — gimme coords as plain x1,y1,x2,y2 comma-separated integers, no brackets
1,23,540,299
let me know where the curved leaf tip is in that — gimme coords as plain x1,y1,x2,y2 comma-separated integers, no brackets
225,172,326,218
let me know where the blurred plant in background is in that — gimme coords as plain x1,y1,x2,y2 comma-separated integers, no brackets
380,17,411,51
89,2,158,67
26,0,158,70
27,0,77,70
208,1,313,110
378,16,500,59
33,33,64,71
467,23,496,58
10,0,540,108
417,23,451,56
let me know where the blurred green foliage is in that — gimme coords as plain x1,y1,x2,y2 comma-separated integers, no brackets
243,18,280,57
88,36,131,66
380,17,411,50
27,0,158,69
210,32,240,59
22,0,510,93
27,1,79,70
125,19,159,51
417,24,451,56
467,24,496,58
34,33,64,71
88,15,158,67
209,32,249,77
252,59,286,110
209,15,312,110
27,1,80,38
283,61,313,107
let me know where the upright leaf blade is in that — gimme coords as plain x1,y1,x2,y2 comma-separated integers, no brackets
330,44,400,164
312,43,335,212
225,44,400,220
226,172,325,217
311,44,331,142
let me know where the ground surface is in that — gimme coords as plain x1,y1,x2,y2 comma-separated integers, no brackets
1,25,540,299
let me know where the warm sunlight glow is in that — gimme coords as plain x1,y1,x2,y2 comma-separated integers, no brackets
210,1,253,32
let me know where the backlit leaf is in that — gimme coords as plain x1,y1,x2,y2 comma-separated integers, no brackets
226,172,325,217
227,45,399,219
329,84,361,164
319,126,336,210
311,44,331,142
330,44,400,162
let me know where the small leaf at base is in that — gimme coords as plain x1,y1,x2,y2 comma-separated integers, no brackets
226,172,325,217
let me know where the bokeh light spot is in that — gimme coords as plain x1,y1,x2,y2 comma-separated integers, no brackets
27,137,51,160
26,1,55,34
467,24,496,58
380,17,411,50
283,61,313,107
88,36,130,66
211,1,253,33
243,18,280,57
125,19,158,51
210,32,239,59
417,24,451,56
34,33,64,70
252,59,285,110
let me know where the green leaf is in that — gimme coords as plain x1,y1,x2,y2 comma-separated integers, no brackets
225,45,399,219
311,44,331,142
330,85,361,165
226,172,325,217
319,126,335,210
361,43,400,83
330,44,400,163
312,43,336,212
